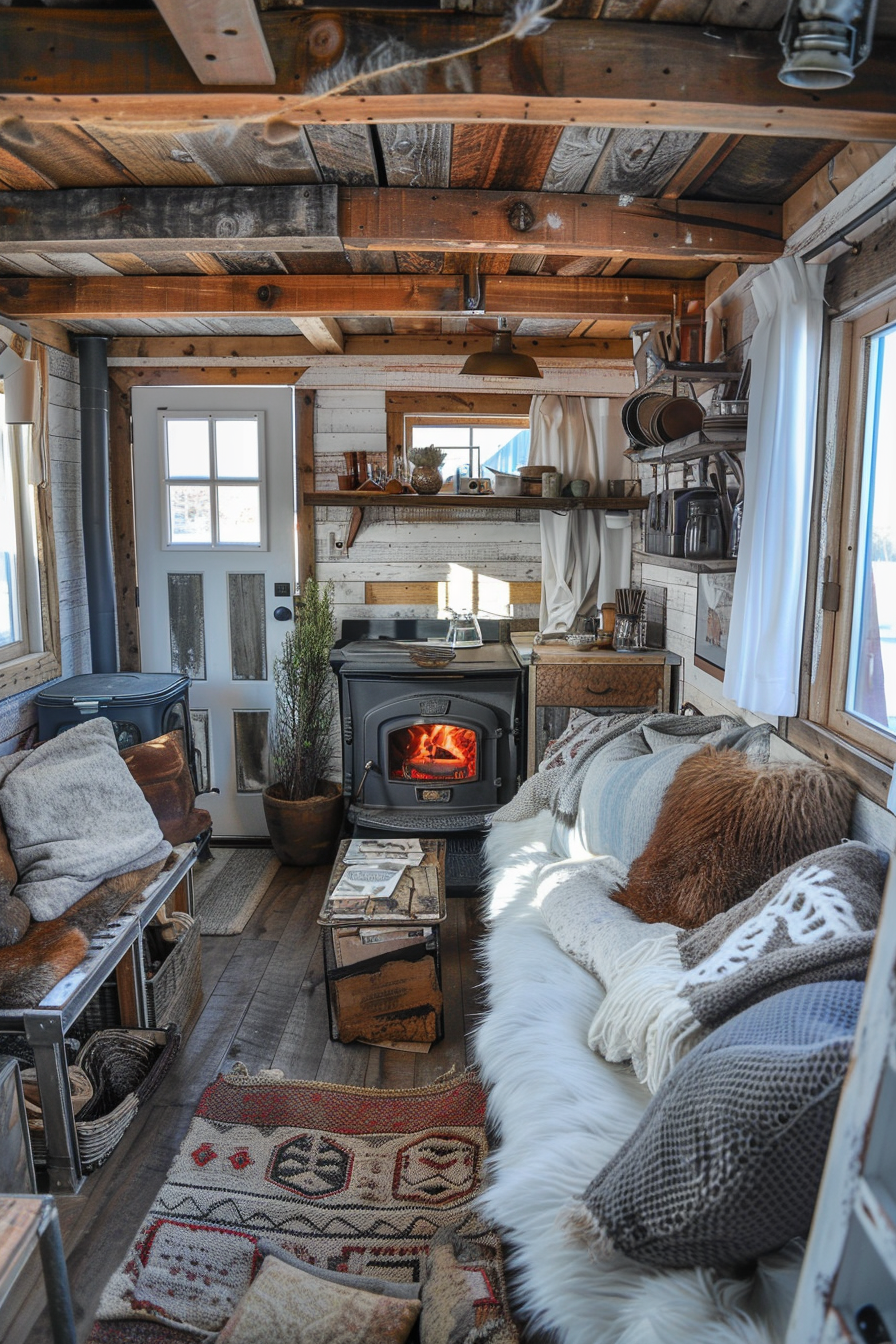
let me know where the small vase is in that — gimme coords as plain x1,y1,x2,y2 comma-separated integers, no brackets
411,466,443,495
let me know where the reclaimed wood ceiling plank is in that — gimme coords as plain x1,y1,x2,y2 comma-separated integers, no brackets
306,126,379,186
378,124,452,188
0,146,56,190
277,250,353,275
214,252,289,274
508,255,546,274
347,251,399,273
541,127,613,193
175,123,321,184
78,124,218,186
697,136,847,203
660,134,743,199
153,0,275,86
586,128,704,195
450,126,564,190
395,253,446,274
0,122,136,190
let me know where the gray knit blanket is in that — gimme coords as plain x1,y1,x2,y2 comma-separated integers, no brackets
589,841,885,1092
0,717,171,921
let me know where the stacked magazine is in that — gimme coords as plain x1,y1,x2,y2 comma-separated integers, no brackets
322,837,440,924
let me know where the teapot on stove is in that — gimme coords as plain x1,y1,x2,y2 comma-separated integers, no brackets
446,610,483,649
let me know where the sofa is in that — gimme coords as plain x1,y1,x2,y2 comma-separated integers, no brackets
473,711,881,1344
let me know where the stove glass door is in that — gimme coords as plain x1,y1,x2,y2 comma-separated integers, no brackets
388,724,479,783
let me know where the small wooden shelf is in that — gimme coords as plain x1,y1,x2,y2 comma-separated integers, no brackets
306,491,649,511
633,549,736,574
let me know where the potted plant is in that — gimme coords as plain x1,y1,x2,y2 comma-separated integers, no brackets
408,444,446,494
262,578,343,865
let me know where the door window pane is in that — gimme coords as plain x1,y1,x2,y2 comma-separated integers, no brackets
846,323,896,739
169,484,212,544
166,419,210,478
215,420,259,478
217,485,261,546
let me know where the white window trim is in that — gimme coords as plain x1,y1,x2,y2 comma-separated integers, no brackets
159,409,269,552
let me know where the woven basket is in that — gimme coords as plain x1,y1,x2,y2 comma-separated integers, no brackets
144,912,202,1030
27,1025,180,1171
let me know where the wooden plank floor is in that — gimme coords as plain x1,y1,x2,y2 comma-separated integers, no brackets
3,859,487,1344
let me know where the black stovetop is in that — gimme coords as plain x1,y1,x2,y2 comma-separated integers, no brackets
330,619,523,673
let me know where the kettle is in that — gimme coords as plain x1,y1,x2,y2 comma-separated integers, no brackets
446,610,483,649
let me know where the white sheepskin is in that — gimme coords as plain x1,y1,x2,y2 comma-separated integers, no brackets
473,816,803,1344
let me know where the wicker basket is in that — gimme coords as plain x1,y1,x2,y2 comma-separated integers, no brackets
144,912,202,1030
27,1026,180,1170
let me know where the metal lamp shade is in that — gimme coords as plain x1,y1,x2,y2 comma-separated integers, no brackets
460,330,542,379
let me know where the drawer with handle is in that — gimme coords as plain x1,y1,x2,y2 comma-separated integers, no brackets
535,664,665,709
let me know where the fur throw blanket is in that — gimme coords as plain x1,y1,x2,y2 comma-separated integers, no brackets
589,841,885,1092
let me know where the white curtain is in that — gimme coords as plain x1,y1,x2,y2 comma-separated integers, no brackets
723,254,827,717
528,395,631,633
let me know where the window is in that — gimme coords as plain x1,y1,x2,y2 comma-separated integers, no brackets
161,412,267,549
406,418,530,485
0,382,59,694
811,296,896,767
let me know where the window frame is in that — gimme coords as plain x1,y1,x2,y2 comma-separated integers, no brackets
404,414,530,488
0,367,61,701
159,409,269,552
0,410,32,665
808,291,896,769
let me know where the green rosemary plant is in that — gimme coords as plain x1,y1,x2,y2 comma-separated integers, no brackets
270,578,337,802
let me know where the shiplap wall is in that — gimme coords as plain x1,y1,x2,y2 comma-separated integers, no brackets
312,389,543,630
0,346,90,751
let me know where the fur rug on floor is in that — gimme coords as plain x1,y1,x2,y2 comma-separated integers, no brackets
473,815,802,1344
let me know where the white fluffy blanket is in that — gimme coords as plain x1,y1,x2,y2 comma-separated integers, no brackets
473,816,802,1344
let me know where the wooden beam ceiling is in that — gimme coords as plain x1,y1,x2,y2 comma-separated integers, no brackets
0,185,782,266
292,317,344,352
0,274,704,321
104,334,634,361
153,0,276,86
1,11,894,141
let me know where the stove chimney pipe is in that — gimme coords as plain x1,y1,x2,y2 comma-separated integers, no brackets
77,335,118,674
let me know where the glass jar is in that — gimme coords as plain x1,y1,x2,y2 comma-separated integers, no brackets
684,498,725,561
613,614,641,650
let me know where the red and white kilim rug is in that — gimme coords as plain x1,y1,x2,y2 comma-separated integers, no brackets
94,1066,512,1337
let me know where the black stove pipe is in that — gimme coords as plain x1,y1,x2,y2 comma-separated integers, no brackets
76,335,118,673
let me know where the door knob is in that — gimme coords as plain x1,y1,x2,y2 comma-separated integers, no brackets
273,606,293,621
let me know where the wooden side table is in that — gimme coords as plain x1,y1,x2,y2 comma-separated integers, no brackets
525,645,680,775
318,840,447,1047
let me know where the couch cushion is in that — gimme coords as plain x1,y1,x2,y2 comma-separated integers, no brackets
0,718,171,921
573,716,769,865
614,746,856,927
567,980,862,1270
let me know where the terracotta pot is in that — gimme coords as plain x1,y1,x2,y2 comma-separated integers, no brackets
262,780,343,866
411,466,443,494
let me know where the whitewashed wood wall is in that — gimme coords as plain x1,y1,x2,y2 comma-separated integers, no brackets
312,389,543,631
0,347,91,753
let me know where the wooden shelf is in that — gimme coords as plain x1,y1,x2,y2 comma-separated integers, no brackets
625,430,746,465
306,491,649,511
633,549,736,573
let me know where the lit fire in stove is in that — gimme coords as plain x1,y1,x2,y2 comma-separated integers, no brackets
389,724,478,782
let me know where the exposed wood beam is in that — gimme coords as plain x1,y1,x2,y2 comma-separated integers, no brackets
0,274,703,321
0,185,781,265
0,186,340,254
105,334,634,361
291,317,344,353
153,0,275,86
1,12,895,141
340,188,780,264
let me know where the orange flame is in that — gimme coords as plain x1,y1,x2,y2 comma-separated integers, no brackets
389,724,478,782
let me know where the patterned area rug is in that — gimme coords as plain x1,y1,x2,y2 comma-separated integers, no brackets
192,847,280,935
92,1067,516,1340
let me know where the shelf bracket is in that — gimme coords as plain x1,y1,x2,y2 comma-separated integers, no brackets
330,506,365,558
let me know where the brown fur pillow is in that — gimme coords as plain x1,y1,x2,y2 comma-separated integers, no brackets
614,747,856,929
121,731,211,846
0,855,169,1007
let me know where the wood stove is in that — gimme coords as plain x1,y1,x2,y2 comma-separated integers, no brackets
330,621,525,849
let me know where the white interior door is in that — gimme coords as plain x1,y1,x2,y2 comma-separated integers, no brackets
132,385,296,838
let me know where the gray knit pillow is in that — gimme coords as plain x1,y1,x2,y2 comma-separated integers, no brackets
567,980,862,1270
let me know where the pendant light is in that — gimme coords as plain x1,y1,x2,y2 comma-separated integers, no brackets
778,0,878,87
459,317,542,379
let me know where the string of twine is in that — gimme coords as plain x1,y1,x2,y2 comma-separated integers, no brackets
263,0,563,140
